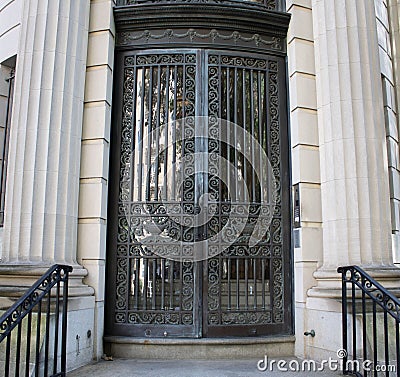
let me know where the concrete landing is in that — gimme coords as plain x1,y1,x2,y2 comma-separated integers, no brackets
68,358,342,376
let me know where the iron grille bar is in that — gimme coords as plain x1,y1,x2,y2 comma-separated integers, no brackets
137,67,146,201
373,301,377,377
257,71,266,199
15,323,22,377
253,259,257,309
233,67,238,202
338,265,400,376
143,258,149,310
244,258,249,309
241,69,247,202
154,67,161,200
163,66,170,201
361,279,367,377
146,66,154,201
227,259,231,310
130,66,137,202
25,312,32,377
0,265,72,377
261,259,266,309
397,321,400,377
53,281,60,375
250,69,256,201
161,259,165,309
44,292,51,377
169,260,174,310
5,333,11,377
171,66,178,201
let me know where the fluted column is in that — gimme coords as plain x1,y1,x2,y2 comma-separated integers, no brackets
0,0,93,297
309,0,400,296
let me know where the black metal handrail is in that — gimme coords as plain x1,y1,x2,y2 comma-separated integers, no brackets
0,264,73,377
338,265,400,377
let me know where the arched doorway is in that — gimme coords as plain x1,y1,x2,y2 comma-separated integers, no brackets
106,0,292,339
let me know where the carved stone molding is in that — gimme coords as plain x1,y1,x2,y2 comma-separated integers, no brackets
118,28,282,51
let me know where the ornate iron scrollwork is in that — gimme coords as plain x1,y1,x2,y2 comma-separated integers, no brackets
111,49,288,335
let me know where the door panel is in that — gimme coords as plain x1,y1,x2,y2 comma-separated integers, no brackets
107,51,200,337
203,51,291,336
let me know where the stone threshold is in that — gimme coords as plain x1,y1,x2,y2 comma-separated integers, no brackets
104,335,295,359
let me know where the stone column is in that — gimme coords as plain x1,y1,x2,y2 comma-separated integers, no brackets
309,0,400,296
0,0,93,298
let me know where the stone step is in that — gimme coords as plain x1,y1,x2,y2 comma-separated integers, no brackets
104,335,295,360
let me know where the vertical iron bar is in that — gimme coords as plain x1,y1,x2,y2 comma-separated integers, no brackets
137,67,146,201
35,301,42,377
163,66,170,201
146,67,154,201
373,301,377,377
236,258,240,310
227,258,231,310
15,322,22,377
171,66,178,200
396,321,399,377
180,64,186,204
233,67,238,201
25,312,32,377
152,258,157,310
384,310,389,377
180,260,183,313
361,277,367,377
169,261,174,309
341,271,348,373
143,258,149,310
261,259,266,309
226,67,230,198
245,258,248,310
44,292,51,377
130,66,138,201
53,281,60,375
242,69,247,202
269,259,274,314
5,333,11,377
257,71,263,200
253,258,257,309
134,258,140,310
352,278,357,365
154,66,162,200
161,259,165,310
61,271,70,377
250,70,256,201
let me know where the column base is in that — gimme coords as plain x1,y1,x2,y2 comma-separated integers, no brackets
0,263,96,371
307,266,400,299
0,262,94,309
300,265,400,361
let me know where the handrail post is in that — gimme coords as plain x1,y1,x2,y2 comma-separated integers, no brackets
339,267,348,374
61,268,70,376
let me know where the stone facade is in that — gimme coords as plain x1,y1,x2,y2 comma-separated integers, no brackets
0,0,399,370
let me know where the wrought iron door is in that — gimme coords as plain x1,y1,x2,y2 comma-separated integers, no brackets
106,49,291,338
